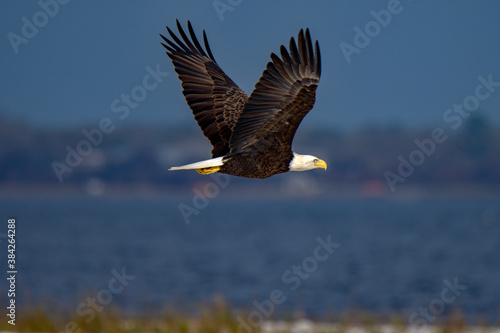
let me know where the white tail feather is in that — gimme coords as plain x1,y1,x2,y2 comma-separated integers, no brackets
169,157,224,171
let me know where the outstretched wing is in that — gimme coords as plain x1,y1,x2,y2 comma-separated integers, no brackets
161,20,248,157
228,28,321,155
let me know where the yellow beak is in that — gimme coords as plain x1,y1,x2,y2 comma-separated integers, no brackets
315,159,327,170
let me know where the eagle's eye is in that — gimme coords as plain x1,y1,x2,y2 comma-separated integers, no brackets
313,158,319,163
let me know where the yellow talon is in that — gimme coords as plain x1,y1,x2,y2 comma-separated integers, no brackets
196,166,221,175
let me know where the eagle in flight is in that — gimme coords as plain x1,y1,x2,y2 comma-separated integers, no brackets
161,20,326,179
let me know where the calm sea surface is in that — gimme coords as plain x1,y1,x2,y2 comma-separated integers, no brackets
1,195,499,321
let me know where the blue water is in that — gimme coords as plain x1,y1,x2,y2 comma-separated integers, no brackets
1,195,499,321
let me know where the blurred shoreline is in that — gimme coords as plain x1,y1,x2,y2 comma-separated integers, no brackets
2,112,500,198
1,181,499,200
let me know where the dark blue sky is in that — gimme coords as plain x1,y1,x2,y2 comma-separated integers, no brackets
1,1,500,131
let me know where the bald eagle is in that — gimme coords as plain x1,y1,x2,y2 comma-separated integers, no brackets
161,20,326,179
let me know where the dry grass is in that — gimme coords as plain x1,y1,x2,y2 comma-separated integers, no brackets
1,296,497,333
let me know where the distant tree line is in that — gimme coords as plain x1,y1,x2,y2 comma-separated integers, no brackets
1,113,499,190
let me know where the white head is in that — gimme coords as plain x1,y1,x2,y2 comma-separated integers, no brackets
288,152,327,172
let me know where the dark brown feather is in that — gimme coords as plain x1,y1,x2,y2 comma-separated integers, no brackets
228,28,321,157
160,20,248,157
